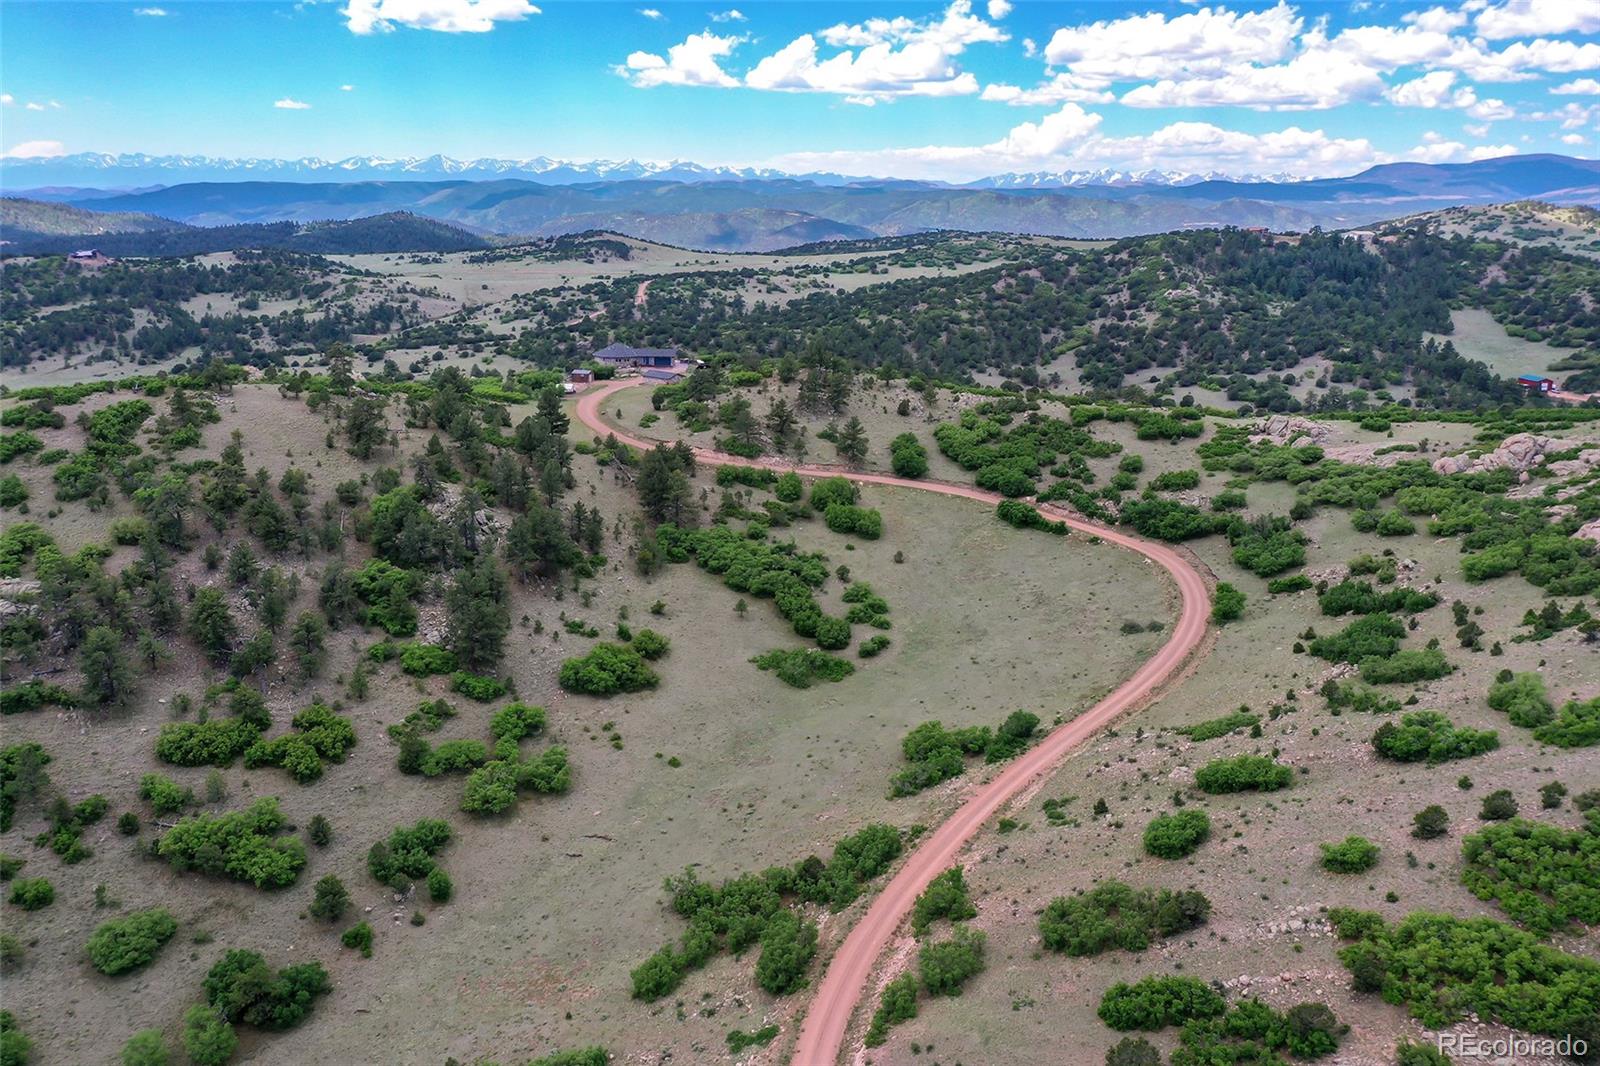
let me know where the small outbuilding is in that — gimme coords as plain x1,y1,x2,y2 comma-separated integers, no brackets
568,368,595,385
1518,375,1557,394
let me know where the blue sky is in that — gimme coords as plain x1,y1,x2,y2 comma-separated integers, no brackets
1,0,1596,179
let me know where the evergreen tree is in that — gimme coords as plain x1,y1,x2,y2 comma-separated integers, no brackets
505,502,580,581
445,557,510,672
187,588,238,664
836,416,869,466
80,626,135,710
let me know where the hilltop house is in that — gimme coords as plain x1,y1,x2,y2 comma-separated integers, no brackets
1518,375,1557,394
593,343,677,369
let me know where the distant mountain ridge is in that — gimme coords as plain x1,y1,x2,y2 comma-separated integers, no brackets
2,151,1303,190
1,154,1593,254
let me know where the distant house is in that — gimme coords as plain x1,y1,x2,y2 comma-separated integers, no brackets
68,249,112,266
593,343,677,369
1518,375,1557,394
568,368,595,385
641,367,683,383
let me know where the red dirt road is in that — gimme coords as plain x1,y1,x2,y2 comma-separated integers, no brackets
574,378,1212,1066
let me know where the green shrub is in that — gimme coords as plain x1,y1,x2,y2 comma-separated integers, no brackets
1105,1037,1160,1066
1461,819,1600,934
181,1005,235,1066
367,820,451,889
1330,909,1600,1039
1479,789,1519,821
1174,710,1258,742
310,875,350,923
823,503,882,540
858,634,892,658
86,908,178,975
1142,809,1211,859
1371,712,1498,764
559,643,658,695
751,648,854,688
156,799,306,890
1308,614,1405,662
1098,975,1225,1031
1041,881,1210,955
911,867,977,937
137,773,194,815
1487,672,1554,727
426,867,453,903
1194,755,1293,794
1532,697,1600,748
528,1049,609,1066
889,433,929,478
725,1025,778,1054
1360,648,1454,684
996,499,1067,535
0,681,75,716
1412,805,1450,839
201,949,331,1030
808,477,858,510
1320,836,1380,874
399,643,456,677
754,910,817,994
154,717,262,767
631,629,669,660
341,921,374,958
119,1029,169,1066
1211,583,1245,623
449,671,506,702
918,926,985,996
8,878,54,910
1149,469,1201,491
864,973,919,1047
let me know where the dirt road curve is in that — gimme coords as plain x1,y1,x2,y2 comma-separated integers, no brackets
574,378,1212,1066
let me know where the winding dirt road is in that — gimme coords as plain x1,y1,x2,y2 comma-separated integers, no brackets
573,378,1212,1066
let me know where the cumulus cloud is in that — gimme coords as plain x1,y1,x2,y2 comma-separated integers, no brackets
1553,77,1600,93
343,0,539,35
986,0,1011,18
744,1,1004,101
624,31,742,88
1119,49,1385,110
1562,132,1588,144
2,140,67,159
274,97,312,109
639,8,662,19
134,6,169,15
1401,131,1520,162
981,73,1114,106
1474,0,1600,40
1042,2,1301,81
708,8,745,21
1385,70,1472,108
769,106,1387,183
0,94,12,106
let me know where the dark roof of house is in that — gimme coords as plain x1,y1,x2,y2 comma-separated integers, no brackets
594,342,678,361
642,368,683,381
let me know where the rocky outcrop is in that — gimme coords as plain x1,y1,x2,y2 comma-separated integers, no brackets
1431,433,1600,477
1577,517,1600,545
1250,415,1331,447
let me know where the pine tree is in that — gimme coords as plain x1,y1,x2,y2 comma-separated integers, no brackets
836,416,869,466
80,626,135,710
536,386,570,435
445,557,510,672
187,588,237,664
765,399,797,452
505,502,579,580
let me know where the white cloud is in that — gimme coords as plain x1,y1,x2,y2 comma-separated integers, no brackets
1529,100,1600,127
709,9,745,22
1402,5,1468,33
274,97,312,109
639,8,662,19
1562,132,1588,144
770,107,1384,183
624,31,742,88
1474,0,1600,40
134,6,168,15
1042,2,1301,81
1465,95,1516,120
981,73,1114,106
1465,122,1491,135
340,84,355,91
1401,132,1520,162
986,0,1011,18
343,0,539,35
741,1,1002,101
0,94,12,106
1386,70,1470,108
1119,48,1384,110
1553,77,1600,94
1021,37,1035,58
2,140,66,159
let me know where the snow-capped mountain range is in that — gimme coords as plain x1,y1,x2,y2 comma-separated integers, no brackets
0,151,1294,190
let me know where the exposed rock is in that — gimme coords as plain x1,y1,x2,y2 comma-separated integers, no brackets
1577,517,1600,545
1431,433,1600,477
1250,415,1331,447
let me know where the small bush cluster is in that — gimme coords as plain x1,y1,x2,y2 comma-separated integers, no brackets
1173,709,1258,742
751,648,855,688
157,799,306,890
1194,755,1294,794
1320,836,1380,874
1461,818,1600,934
558,643,659,696
630,824,901,1001
823,503,883,540
1142,809,1211,859
1040,881,1210,955
86,908,178,976
201,948,331,1032
1371,712,1498,765
1098,975,1226,1030
910,867,978,937
243,703,357,784
996,499,1067,535
890,711,1041,797
918,926,986,996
